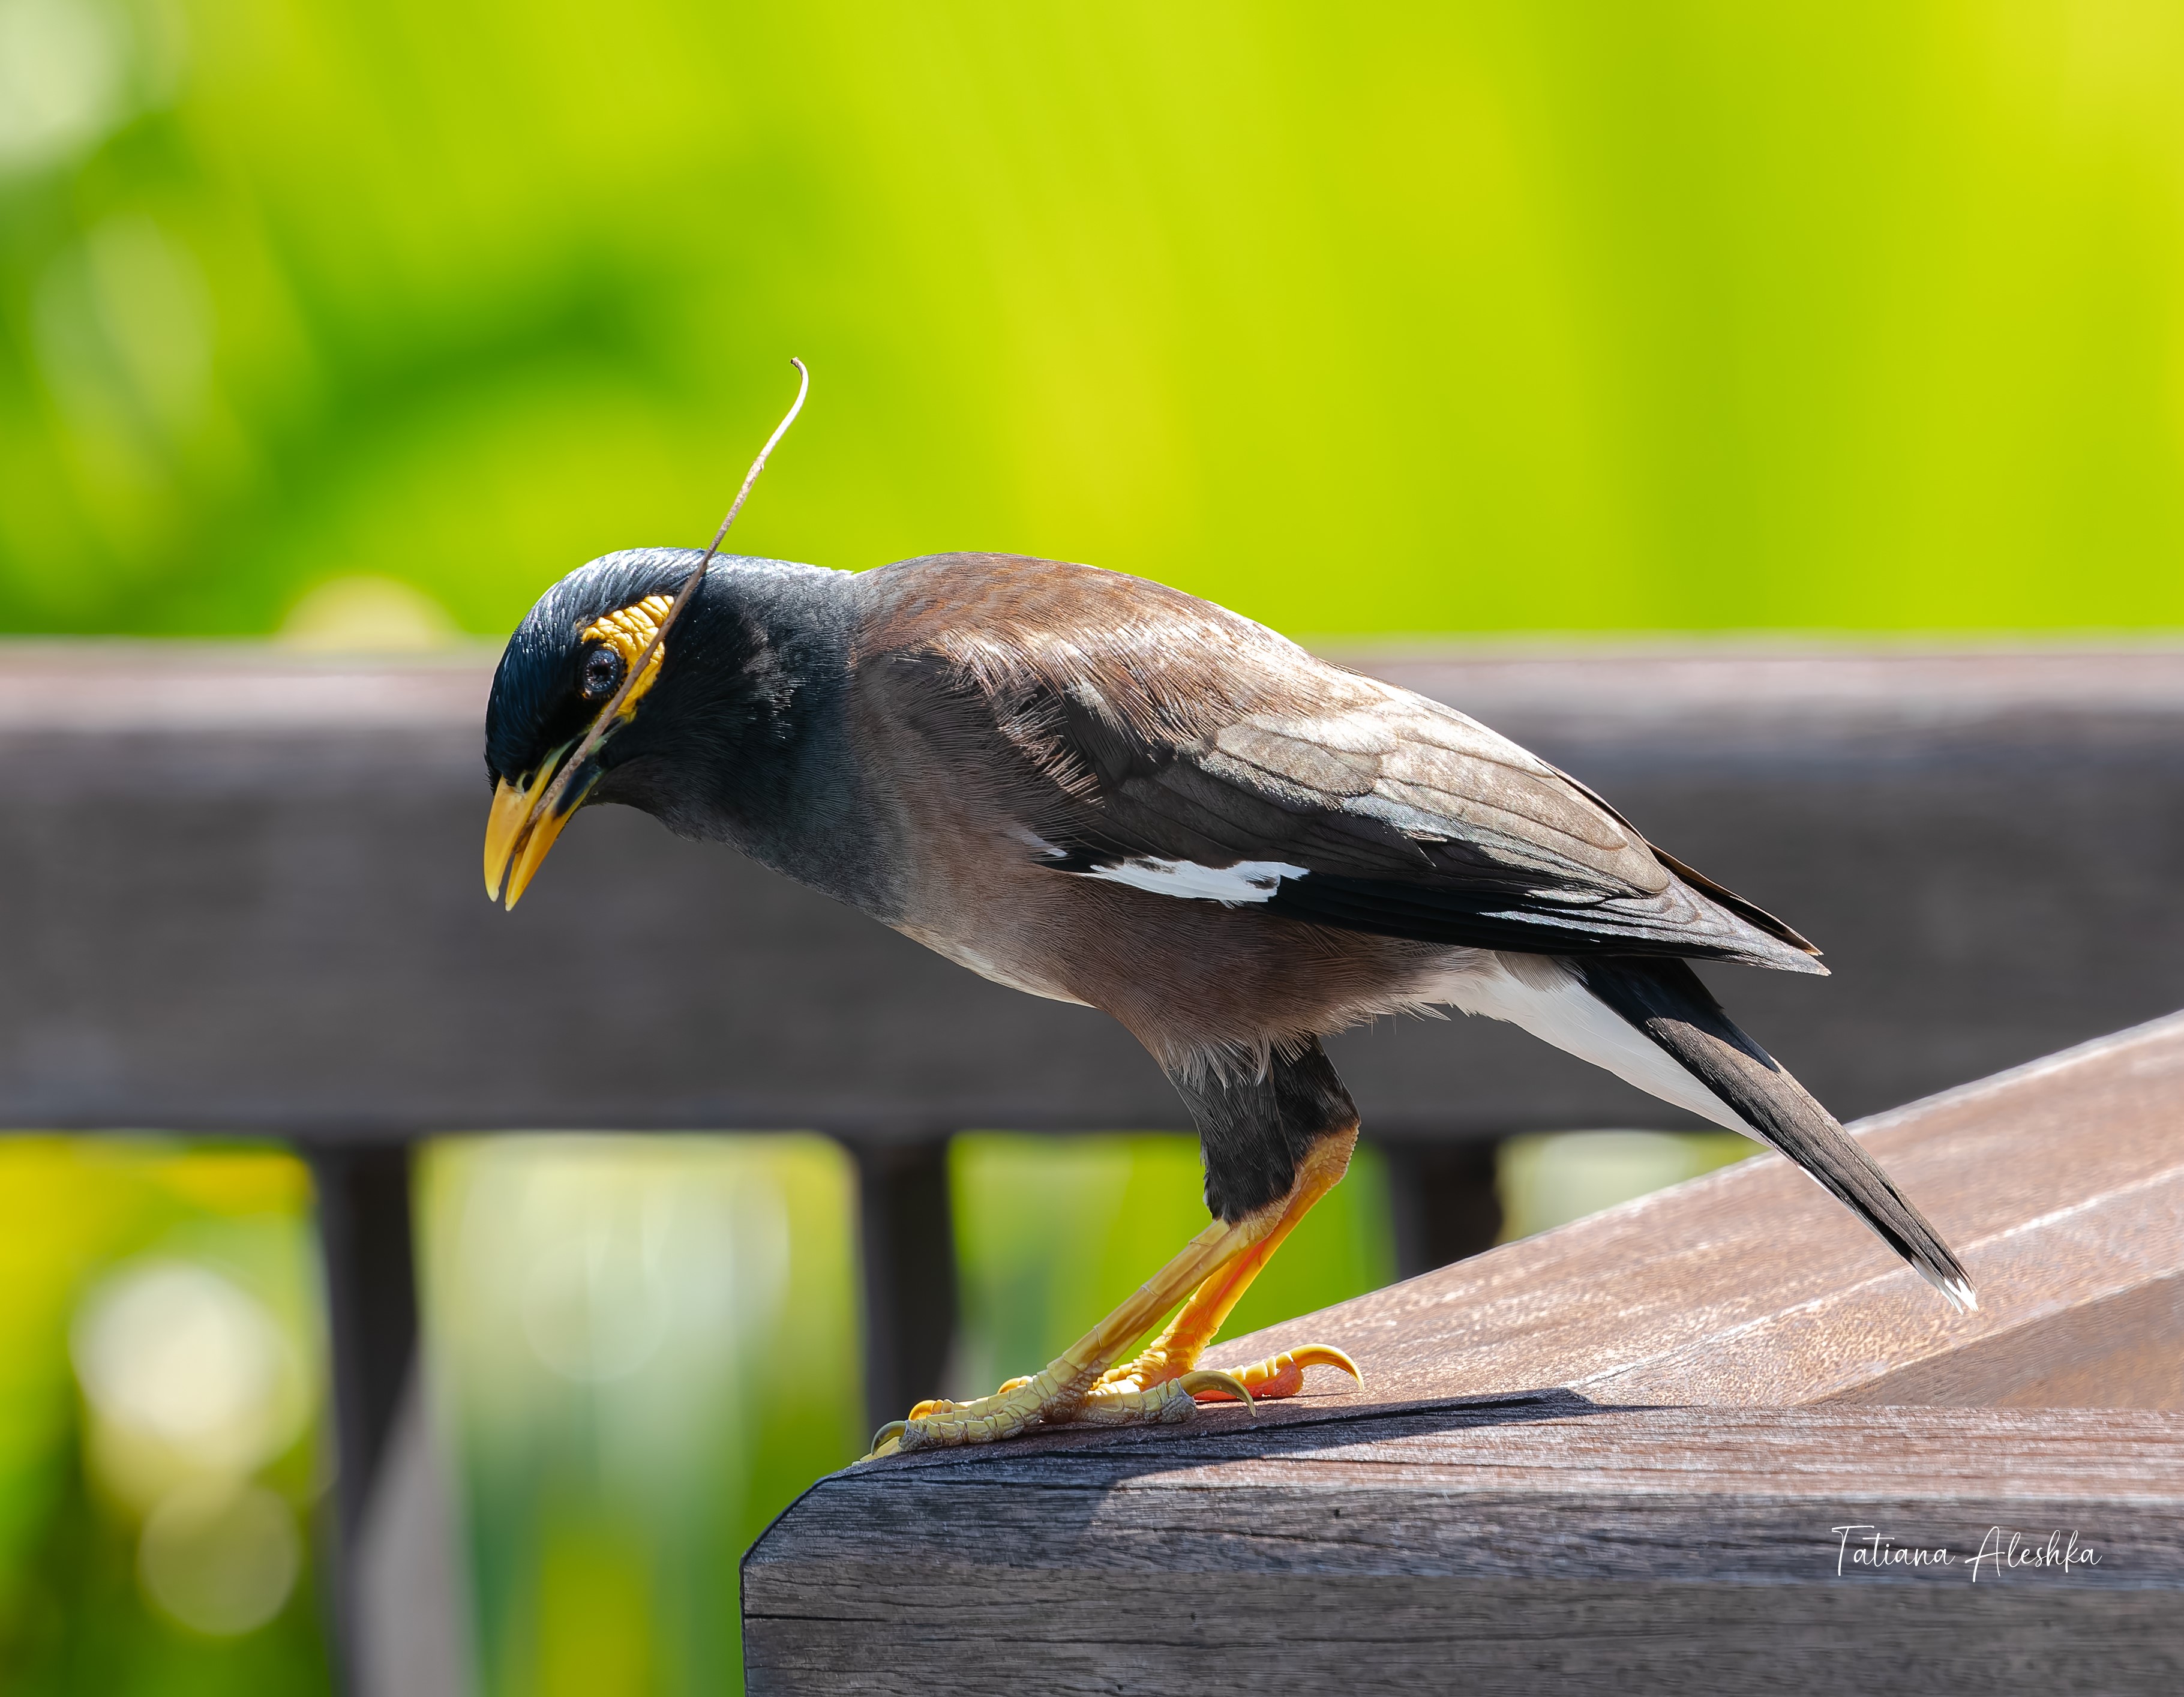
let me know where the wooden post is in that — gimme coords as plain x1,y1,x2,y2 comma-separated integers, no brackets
307,1143,421,1694
850,1138,962,1435
1376,1137,1504,1278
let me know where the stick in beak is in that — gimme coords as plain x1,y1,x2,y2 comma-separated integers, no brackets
481,358,809,910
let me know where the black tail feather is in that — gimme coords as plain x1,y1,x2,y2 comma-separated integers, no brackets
1577,957,1976,1312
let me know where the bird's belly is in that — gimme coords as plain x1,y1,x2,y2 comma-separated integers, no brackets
893,922,1093,1007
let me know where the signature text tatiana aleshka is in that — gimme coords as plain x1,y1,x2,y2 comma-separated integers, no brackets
1832,1525,2101,1580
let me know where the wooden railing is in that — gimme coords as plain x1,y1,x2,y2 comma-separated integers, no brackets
744,1014,2184,1693
3,640,2180,1693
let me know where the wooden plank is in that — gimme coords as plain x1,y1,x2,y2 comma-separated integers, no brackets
0,641,2177,1138
743,1405,2184,1695
1200,1011,2184,1415
746,1016,2184,1692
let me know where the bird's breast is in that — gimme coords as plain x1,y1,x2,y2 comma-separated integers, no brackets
890,922,1092,1007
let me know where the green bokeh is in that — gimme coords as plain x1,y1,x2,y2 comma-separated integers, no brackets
4,4,2179,640
416,1135,863,1697
0,1140,332,1695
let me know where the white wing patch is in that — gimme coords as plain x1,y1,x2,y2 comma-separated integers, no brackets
1078,856,1310,905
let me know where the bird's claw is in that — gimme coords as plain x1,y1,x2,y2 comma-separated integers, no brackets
1192,1344,1363,1402
1179,1368,1255,1406
863,1419,908,1461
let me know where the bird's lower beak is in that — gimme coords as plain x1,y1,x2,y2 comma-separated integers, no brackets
483,743,600,910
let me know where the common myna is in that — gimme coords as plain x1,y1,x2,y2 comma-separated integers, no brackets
482,538,1975,1455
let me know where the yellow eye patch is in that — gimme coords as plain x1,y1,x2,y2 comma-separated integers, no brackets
579,594,673,721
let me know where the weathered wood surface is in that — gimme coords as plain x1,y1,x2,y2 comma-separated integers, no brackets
745,1407,2183,1695
0,641,2178,1138
745,1015,2184,1693
1201,1010,2184,1414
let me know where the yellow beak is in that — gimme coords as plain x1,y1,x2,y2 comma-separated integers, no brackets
482,745,598,910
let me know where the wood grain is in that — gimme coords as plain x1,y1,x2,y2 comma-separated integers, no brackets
746,1407,2184,1695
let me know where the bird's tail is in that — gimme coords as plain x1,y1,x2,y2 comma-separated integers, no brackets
1576,957,1977,1313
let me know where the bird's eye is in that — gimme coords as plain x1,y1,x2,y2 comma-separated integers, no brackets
579,644,626,701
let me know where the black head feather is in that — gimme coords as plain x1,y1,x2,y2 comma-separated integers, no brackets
486,547,699,785
485,547,862,850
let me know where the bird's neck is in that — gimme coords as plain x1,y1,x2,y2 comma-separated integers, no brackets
686,566,901,914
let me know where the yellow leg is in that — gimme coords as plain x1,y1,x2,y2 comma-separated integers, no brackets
1086,1126,1362,1408
866,1216,1257,1456
863,1126,1363,1460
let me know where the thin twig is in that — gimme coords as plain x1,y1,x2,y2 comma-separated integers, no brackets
532,358,809,821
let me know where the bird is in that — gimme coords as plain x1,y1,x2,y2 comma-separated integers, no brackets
481,542,1977,1459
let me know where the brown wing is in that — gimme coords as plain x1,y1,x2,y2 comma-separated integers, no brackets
856,553,1821,970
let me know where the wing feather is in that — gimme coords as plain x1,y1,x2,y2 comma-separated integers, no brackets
859,554,1822,971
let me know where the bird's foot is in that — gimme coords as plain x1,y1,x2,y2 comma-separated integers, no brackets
863,1366,1079,1458
1090,1341,1361,1405
863,1363,1255,1459
1052,1368,1256,1427
857,1132,1363,1462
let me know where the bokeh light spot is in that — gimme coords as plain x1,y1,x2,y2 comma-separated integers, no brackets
0,0,125,173
71,1257,306,1498
137,1479,301,1636
278,574,460,652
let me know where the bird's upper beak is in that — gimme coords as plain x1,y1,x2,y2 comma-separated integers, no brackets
483,741,600,910
485,590,677,909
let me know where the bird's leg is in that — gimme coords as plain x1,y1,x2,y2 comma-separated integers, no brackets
1083,1123,1361,1408
865,1214,1263,1458
863,1123,1364,1460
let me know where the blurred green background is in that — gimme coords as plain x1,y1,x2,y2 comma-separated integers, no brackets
3,2,2182,1693
5,1,2182,640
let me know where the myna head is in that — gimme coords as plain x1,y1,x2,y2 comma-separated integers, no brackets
485,551,713,907
482,360,810,909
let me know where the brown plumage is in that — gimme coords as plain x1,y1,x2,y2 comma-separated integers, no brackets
856,553,1817,1049
485,544,1975,1454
